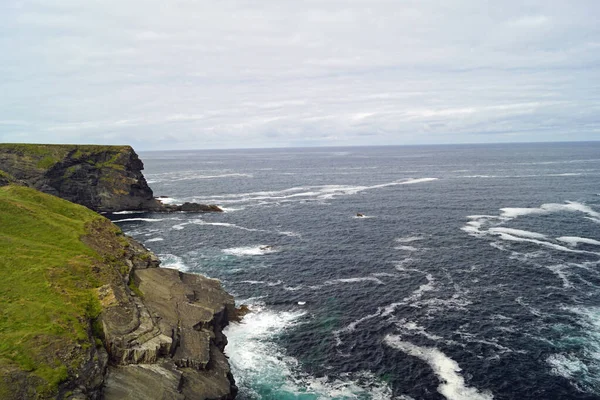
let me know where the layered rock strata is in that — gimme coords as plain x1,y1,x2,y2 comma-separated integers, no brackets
80,220,237,400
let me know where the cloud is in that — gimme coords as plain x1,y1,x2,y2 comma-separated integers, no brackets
0,0,599,149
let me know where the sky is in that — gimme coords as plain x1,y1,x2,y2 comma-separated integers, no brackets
0,1,599,150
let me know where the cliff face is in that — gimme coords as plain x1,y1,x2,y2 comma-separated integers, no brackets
0,144,161,212
0,185,237,399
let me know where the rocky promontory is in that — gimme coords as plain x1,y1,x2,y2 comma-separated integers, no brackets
0,185,237,399
0,144,222,213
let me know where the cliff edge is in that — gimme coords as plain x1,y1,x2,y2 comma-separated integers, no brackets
0,185,237,399
0,144,160,212
0,144,223,213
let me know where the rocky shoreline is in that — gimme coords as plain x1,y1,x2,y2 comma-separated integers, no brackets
54,219,238,400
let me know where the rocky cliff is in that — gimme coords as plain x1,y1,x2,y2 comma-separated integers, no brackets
0,185,237,399
0,144,161,212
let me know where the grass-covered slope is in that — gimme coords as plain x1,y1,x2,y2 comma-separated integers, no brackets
0,144,129,171
0,185,123,398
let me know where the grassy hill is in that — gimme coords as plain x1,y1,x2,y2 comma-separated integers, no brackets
0,185,124,398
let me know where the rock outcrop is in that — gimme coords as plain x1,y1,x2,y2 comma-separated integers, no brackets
83,219,237,400
0,144,223,213
0,185,237,399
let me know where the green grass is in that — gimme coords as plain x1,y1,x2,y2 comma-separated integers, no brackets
0,169,15,180
0,143,133,171
0,185,113,396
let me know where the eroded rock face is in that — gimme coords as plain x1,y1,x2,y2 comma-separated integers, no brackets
99,262,236,399
0,144,161,212
73,219,237,399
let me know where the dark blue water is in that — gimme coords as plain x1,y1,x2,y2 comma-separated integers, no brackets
112,143,600,400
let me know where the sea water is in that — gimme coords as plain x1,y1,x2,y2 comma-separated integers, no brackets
112,143,600,399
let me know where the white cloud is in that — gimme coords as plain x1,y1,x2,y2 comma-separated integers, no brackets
0,0,599,149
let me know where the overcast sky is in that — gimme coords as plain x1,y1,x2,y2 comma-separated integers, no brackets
1,1,599,150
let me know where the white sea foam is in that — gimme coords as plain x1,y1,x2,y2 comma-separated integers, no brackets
489,232,590,254
158,254,189,272
283,285,303,291
396,235,425,243
547,306,600,393
112,210,146,215
500,201,600,221
396,320,443,341
171,222,188,230
384,335,494,400
145,237,164,242
113,218,166,223
382,273,436,317
395,245,419,251
149,172,253,183
353,214,375,219
225,305,391,399
557,236,600,246
223,246,276,256
488,227,547,239
241,280,282,287
156,197,178,205
322,277,385,287
333,272,436,346
194,177,438,205
219,206,245,212
333,310,383,346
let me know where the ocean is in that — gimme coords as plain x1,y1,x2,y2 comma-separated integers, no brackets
111,142,600,400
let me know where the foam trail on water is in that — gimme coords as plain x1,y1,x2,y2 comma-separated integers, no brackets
334,272,435,346
193,177,438,205
397,235,425,243
146,237,164,242
395,245,419,252
113,218,166,223
557,236,600,246
112,210,146,215
223,246,275,256
326,277,385,285
487,227,547,239
311,276,385,289
384,335,494,400
500,201,600,222
489,232,591,254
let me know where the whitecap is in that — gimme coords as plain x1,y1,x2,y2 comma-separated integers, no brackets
488,227,547,240
193,177,438,205
500,201,600,221
222,246,276,256
240,280,282,287
395,245,419,252
396,235,425,243
113,218,166,223
156,197,179,205
146,237,164,242
112,210,146,215
557,236,600,246
384,335,494,400
158,254,189,272
323,277,385,286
